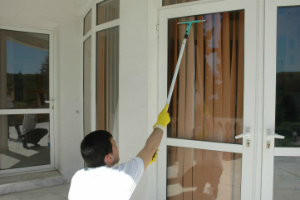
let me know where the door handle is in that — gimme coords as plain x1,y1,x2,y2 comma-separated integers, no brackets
44,99,54,104
235,127,251,147
235,127,251,139
266,129,284,149
267,129,284,139
44,99,54,109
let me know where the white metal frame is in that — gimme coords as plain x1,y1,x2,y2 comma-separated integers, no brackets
158,0,259,199
261,0,300,199
0,25,55,175
82,0,120,135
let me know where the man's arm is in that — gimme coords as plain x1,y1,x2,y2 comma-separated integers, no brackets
136,104,170,171
136,128,163,171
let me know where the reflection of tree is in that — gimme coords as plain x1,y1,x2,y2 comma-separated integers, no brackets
40,55,49,91
6,55,49,105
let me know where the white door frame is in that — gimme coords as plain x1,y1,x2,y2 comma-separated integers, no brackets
0,24,55,175
262,0,300,199
157,0,259,199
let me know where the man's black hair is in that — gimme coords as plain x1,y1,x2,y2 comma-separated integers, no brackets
81,130,113,168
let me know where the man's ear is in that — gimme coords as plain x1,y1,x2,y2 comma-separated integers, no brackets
104,153,112,166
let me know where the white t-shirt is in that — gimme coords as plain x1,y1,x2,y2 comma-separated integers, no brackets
21,114,37,135
68,157,144,200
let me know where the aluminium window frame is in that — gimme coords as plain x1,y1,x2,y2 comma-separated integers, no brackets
82,0,120,138
0,24,55,176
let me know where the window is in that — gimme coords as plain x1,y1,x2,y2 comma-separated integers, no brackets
83,37,92,136
97,0,120,25
84,10,92,35
163,0,205,6
83,0,120,145
96,27,119,141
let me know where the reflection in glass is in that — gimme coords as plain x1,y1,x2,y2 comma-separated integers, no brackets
84,10,92,35
163,0,204,6
275,7,300,147
0,113,50,170
167,11,245,144
84,37,92,136
96,27,119,147
0,29,50,109
167,146,242,199
97,0,119,25
273,157,300,200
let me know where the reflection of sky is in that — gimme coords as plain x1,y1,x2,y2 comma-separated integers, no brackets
277,6,300,72
6,40,48,74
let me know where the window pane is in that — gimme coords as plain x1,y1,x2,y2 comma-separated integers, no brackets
84,10,92,35
97,0,119,25
84,37,92,136
96,27,119,146
275,6,300,147
273,157,300,200
0,113,50,170
163,0,205,6
167,146,242,199
167,11,245,144
0,29,50,109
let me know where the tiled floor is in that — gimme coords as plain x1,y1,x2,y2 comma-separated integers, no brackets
0,184,70,200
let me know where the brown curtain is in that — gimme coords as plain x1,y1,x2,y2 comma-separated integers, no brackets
96,27,119,143
167,11,244,200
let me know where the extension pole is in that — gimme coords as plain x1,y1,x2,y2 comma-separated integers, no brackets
166,20,206,110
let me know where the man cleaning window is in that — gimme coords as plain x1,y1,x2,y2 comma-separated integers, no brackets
68,104,170,200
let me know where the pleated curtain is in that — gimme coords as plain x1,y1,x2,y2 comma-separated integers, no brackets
167,11,244,200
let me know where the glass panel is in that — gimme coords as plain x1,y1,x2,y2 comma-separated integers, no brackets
273,157,300,200
84,37,92,136
97,0,119,25
163,0,205,6
84,10,92,35
0,113,50,170
96,27,119,146
0,29,50,109
167,146,242,199
167,11,245,144
275,7,300,147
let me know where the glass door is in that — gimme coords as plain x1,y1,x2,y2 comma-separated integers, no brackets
0,26,54,175
262,0,300,199
158,0,258,199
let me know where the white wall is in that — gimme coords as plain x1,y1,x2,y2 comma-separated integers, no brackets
0,0,84,182
119,0,160,199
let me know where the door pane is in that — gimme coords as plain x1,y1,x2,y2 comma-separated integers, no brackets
167,146,242,199
96,27,119,146
0,29,50,109
167,11,245,144
275,6,300,147
273,157,300,200
0,113,50,170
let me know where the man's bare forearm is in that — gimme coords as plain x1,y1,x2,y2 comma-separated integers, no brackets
136,128,164,170
145,128,164,154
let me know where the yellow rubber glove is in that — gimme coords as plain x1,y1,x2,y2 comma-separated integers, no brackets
153,104,171,130
149,105,170,166
148,149,159,166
